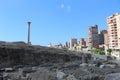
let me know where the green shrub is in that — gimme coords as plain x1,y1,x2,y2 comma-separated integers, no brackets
91,49,105,55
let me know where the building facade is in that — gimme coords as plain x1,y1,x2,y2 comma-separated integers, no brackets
104,31,109,46
79,38,86,47
99,30,108,45
64,42,69,48
88,25,99,49
85,38,89,47
70,38,77,49
107,13,120,49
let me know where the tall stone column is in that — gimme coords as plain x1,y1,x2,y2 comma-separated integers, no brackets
27,22,31,45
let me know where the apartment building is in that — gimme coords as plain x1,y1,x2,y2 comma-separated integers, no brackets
99,30,108,45
78,38,86,47
104,31,109,46
85,38,89,47
64,42,69,48
70,38,77,49
88,25,99,49
107,13,120,49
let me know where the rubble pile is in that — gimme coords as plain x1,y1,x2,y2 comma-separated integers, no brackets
0,41,120,80
0,41,88,67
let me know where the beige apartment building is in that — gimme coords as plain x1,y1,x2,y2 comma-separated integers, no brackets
107,13,120,49
104,32,108,46
116,14,120,49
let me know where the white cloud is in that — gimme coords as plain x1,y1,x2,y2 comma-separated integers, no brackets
60,4,64,8
59,4,71,13
67,5,71,12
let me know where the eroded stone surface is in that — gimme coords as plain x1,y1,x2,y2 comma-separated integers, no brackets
0,41,120,80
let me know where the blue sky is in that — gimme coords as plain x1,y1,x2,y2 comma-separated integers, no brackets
0,0,120,46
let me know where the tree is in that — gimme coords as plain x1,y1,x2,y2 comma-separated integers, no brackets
107,49,112,56
99,50,105,55
91,49,98,54
91,49,105,55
